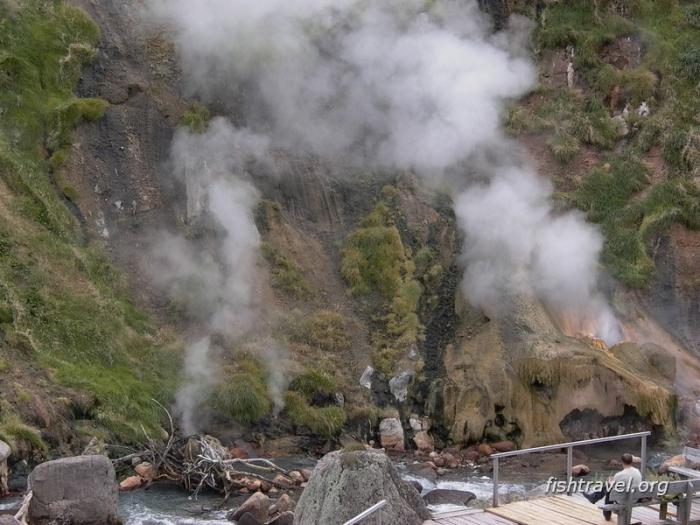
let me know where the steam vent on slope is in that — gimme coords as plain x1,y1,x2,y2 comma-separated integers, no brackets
1,0,700,523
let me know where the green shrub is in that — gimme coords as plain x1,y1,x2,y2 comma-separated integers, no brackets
180,102,210,133
213,373,272,424
548,134,580,163
341,202,405,298
679,48,700,80
261,243,311,299
285,310,350,352
289,369,337,398
284,391,345,438
685,5,700,28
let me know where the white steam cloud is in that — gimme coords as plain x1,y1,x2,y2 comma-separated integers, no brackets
148,120,269,433
147,0,622,430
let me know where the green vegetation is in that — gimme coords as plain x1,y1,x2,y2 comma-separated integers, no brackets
0,2,178,442
180,102,211,133
284,367,345,437
507,0,700,287
284,391,345,438
341,202,406,298
573,156,699,287
341,201,425,373
284,309,350,352
0,401,46,458
289,368,337,398
212,357,272,424
261,242,312,299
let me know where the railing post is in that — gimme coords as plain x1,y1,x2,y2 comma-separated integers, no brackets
566,446,573,493
640,434,647,481
493,456,500,508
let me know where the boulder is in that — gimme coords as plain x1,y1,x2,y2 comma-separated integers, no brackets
606,459,623,470
300,469,312,482
413,431,434,452
293,450,429,525
288,471,304,485
267,511,294,525
0,517,21,525
379,418,405,451
571,464,590,477
134,462,155,481
407,480,423,494
442,452,459,469
119,475,143,491
270,493,295,515
389,371,413,402
477,444,494,457
659,455,685,474
28,455,118,525
0,440,10,496
237,513,263,525
491,441,515,453
406,462,437,482
423,489,476,507
229,492,271,523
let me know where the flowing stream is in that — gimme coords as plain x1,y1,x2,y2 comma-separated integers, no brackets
0,445,672,524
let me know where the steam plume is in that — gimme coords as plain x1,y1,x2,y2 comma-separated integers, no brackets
147,0,623,429
148,120,269,433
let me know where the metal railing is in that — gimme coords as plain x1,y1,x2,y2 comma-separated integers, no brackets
490,431,651,507
342,499,388,525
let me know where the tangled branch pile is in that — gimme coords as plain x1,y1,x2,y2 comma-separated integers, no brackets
114,433,300,499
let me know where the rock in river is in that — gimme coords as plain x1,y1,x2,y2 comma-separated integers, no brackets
294,449,429,525
28,455,119,525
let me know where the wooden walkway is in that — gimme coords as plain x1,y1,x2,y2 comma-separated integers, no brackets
425,495,700,525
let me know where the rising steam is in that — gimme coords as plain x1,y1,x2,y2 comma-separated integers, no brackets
148,120,269,433
147,0,622,429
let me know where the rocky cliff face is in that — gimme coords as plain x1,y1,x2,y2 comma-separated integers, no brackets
1,0,697,458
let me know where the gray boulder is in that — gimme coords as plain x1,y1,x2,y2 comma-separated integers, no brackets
0,440,10,496
28,455,118,525
423,489,476,506
293,450,429,525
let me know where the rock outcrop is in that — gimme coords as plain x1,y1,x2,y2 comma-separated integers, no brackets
28,455,119,525
423,489,476,506
379,418,405,451
0,440,10,496
293,450,429,525
442,294,676,447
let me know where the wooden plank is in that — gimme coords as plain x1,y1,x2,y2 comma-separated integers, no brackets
432,508,484,518
487,500,592,525
534,496,612,524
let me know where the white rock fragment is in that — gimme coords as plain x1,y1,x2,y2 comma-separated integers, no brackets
359,365,374,389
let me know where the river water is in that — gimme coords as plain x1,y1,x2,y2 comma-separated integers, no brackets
0,445,672,524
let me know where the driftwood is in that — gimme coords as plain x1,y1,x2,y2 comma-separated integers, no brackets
14,490,32,525
113,401,295,499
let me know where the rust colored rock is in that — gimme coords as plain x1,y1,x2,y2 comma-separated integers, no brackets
134,461,155,480
413,431,434,452
571,464,590,477
288,470,304,485
270,493,295,514
477,444,494,457
300,468,312,482
442,452,459,469
229,492,271,523
119,475,143,491
230,447,250,459
659,455,684,474
247,479,263,492
379,418,405,451
491,441,515,453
